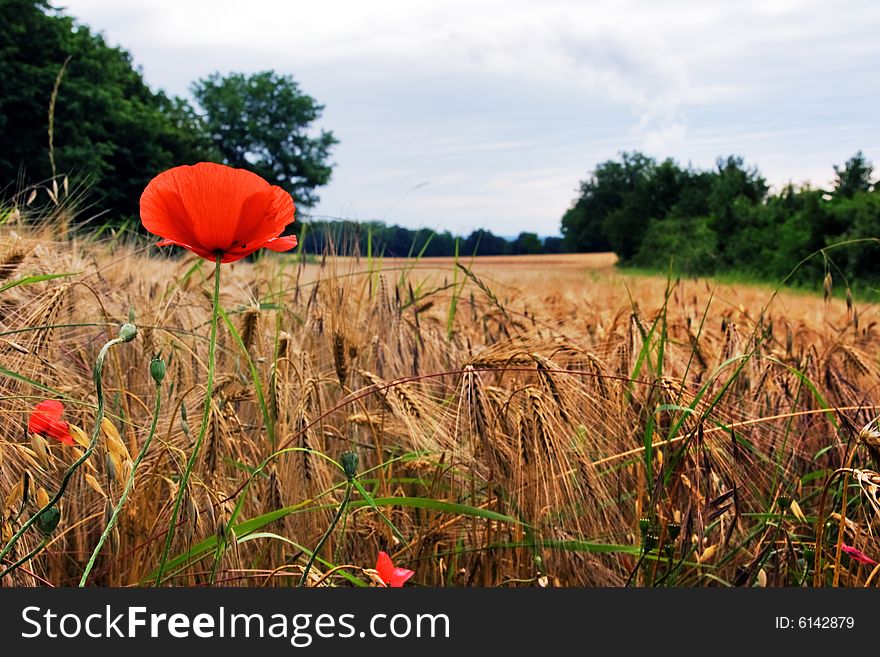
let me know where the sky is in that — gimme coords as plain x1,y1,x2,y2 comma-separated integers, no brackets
58,0,880,237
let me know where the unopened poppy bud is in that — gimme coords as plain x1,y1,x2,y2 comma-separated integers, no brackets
119,323,138,343
150,357,166,384
341,450,359,479
36,506,61,536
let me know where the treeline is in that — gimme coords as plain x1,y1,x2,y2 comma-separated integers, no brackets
561,151,880,287
294,219,567,257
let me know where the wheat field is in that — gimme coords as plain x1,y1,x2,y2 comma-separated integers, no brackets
1,225,879,587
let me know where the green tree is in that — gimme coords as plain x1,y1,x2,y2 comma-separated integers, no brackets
463,229,508,255
192,71,337,207
833,151,874,198
0,0,215,219
509,232,543,255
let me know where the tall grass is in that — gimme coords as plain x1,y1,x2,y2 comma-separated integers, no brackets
1,210,879,587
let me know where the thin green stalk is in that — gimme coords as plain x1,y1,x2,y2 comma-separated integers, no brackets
79,380,162,586
0,325,135,576
154,255,222,586
298,481,353,587
0,536,50,579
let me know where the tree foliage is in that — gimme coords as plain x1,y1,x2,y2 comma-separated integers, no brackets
833,151,874,198
0,0,215,219
0,3,337,222
192,71,338,207
562,150,880,290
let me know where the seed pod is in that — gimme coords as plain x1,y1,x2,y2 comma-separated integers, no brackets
150,356,167,384
36,506,61,536
118,323,138,343
341,450,359,479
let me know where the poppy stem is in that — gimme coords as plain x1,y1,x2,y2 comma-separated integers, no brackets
79,380,163,586
154,254,222,586
0,326,136,577
298,479,353,587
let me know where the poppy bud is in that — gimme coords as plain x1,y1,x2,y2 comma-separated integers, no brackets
36,506,61,537
341,450,359,479
150,357,166,384
119,323,138,343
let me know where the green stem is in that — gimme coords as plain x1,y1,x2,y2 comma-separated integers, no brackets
154,255,222,586
0,536,50,579
79,382,162,586
0,331,131,576
298,480,353,587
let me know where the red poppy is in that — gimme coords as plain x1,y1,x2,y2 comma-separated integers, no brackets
375,551,415,587
841,544,877,566
28,400,73,445
140,162,298,263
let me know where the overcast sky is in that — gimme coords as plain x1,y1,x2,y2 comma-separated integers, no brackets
59,0,880,237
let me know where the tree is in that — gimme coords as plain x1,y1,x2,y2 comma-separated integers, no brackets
833,151,873,198
0,0,215,220
707,155,768,256
463,229,508,256
561,152,687,259
192,71,337,207
509,232,542,255
541,236,567,254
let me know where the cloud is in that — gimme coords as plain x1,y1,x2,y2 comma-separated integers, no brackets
56,0,880,234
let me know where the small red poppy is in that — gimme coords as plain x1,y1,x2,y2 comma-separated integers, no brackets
841,544,877,566
28,400,73,445
376,551,415,587
140,162,298,263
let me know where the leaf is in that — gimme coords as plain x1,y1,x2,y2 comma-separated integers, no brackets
351,479,410,550
237,532,368,587
0,272,77,295
789,499,807,523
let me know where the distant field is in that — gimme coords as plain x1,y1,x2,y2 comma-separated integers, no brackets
381,251,619,270
1,231,877,587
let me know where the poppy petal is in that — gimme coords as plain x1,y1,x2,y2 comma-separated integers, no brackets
156,238,218,261
46,419,73,445
28,412,51,436
262,236,298,252
176,163,269,252
235,187,295,248
141,179,203,251
376,551,395,584
390,567,415,587
28,400,73,445
842,544,877,565
35,399,64,419
141,163,297,262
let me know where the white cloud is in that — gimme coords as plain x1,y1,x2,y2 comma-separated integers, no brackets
56,0,880,233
